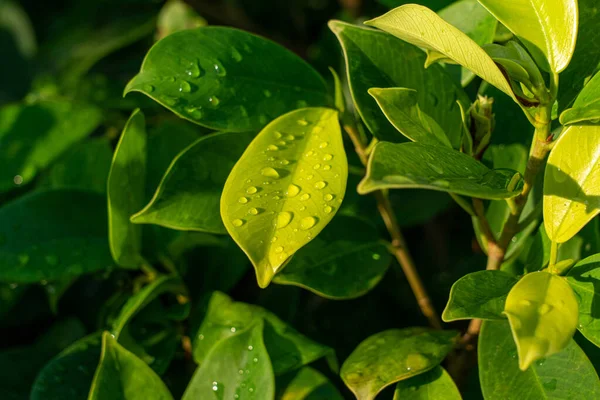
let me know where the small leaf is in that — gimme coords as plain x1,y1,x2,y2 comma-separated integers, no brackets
273,215,391,299
89,332,174,400
358,141,523,199
183,321,275,400
393,366,461,400
442,270,518,322
132,131,254,234
364,5,516,102
503,271,579,370
108,109,147,269
477,0,578,72
368,88,452,147
566,254,600,347
126,27,329,131
543,125,600,243
221,108,347,288
341,328,457,400
329,67,345,114
155,0,206,40
560,72,600,125
276,367,344,400
479,320,600,399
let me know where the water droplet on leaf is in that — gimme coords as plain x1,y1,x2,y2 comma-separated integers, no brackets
300,216,317,230
261,167,279,178
276,212,293,228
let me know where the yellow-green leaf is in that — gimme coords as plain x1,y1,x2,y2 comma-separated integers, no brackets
543,125,600,243
477,0,578,73
365,4,516,102
221,108,347,288
503,271,578,370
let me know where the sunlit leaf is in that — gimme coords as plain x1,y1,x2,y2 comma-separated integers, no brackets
393,366,461,400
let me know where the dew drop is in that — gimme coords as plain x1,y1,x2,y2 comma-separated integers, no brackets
267,144,279,151
273,131,282,139
297,119,309,126
319,141,329,148
231,327,237,332
246,186,258,194
13,175,23,185
143,84,154,92
286,184,301,197
248,208,260,215
372,253,381,260
306,174,314,180
323,154,333,161
300,193,311,201
323,165,331,171
184,105,203,120
280,159,290,166
275,246,284,253
313,163,321,170
163,96,179,106
324,205,332,214
213,62,227,77
179,80,191,93
263,89,272,98
324,194,334,201
315,181,327,189
232,219,245,227
285,134,295,141
208,96,220,106
300,216,317,230
185,59,203,78
276,211,293,228
248,345,254,351
231,48,243,62
253,357,258,363
538,304,553,315
238,197,249,204
432,179,450,188
261,167,280,178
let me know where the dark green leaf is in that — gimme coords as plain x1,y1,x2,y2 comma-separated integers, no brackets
567,254,600,347
275,367,343,400
393,366,461,400
560,72,600,125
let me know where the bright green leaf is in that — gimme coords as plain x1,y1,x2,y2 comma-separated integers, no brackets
442,270,518,321
273,215,391,299
543,125,600,243
364,5,517,102
341,328,457,400
132,131,254,234
125,27,329,132
393,366,461,400
560,72,600,125
88,331,174,400
566,254,600,347
504,271,579,370
358,141,523,199
221,108,347,288
0,189,112,283
156,0,206,40
476,0,578,73
275,367,344,400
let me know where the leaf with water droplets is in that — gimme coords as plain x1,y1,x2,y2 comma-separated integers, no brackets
183,320,274,400
273,216,391,299
479,320,600,399
125,27,329,132
221,108,347,287
108,109,147,269
503,271,579,370
341,328,457,400
543,125,600,243
566,254,600,347
131,131,254,234
275,366,344,400
88,332,174,400
358,142,523,199
393,366,460,400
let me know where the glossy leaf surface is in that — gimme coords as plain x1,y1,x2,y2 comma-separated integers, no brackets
221,108,347,287
126,27,329,131
566,254,600,347
504,271,579,370
543,125,600,243
275,367,344,400
560,72,600,125
442,270,517,321
358,142,523,199
132,131,254,234
341,328,457,400
393,366,461,400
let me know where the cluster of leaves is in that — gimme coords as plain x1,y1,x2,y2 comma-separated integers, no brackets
3,0,600,398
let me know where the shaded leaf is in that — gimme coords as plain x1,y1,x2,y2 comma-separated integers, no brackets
566,254,600,347
393,366,461,400
275,367,343,400
560,72,600,125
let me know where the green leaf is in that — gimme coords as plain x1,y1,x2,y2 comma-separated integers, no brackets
503,271,579,370
442,270,518,322
184,321,275,400
328,21,468,145
560,72,600,125
0,100,102,192
221,107,347,288
89,331,174,400
132,131,254,234
0,189,112,283
368,88,452,147
358,142,523,199
364,5,516,102
193,292,335,376
543,125,600,243
341,328,457,400
275,367,344,400
108,109,147,268
125,26,329,132
156,0,206,41
273,215,391,299
393,366,461,400
566,254,600,347
476,0,578,73
479,320,600,399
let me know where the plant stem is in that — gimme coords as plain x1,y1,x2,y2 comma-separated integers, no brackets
343,123,442,329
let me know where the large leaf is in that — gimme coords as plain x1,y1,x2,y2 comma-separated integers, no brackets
479,320,600,399
273,215,391,299
0,100,102,192
275,367,344,400
358,142,523,199
504,271,579,370
221,108,347,287
0,190,112,283
88,332,173,400
476,0,578,72
442,270,518,321
132,131,254,234
543,125,600,243
108,109,147,269
566,254,600,347
393,366,461,400
340,328,457,400
125,26,329,131
560,72,600,125
328,21,468,145
183,321,275,400
364,5,516,101
193,292,335,376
